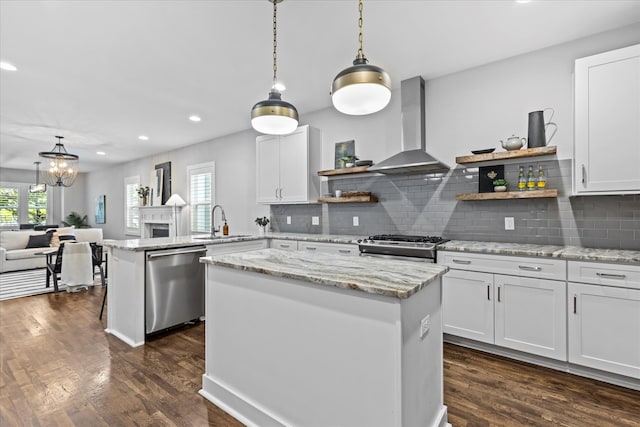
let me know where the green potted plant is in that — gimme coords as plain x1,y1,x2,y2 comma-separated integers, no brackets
255,216,270,235
492,179,507,192
62,211,90,228
340,155,359,168
137,186,150,206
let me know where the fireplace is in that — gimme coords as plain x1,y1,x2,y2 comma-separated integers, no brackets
139,206,183,238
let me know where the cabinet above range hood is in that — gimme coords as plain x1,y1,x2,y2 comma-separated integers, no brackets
368,76,449,174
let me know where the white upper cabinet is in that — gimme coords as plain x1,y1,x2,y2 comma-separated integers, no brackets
574,44,640,195
256,125,321,204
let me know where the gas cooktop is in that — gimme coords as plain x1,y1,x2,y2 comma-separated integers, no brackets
357,234,448,260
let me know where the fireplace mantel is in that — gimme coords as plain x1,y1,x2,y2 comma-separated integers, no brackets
139,205,183,238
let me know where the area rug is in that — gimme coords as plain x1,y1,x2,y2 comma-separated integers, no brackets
0,269,66,301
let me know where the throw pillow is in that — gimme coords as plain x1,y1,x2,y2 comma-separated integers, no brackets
48,226,75,247
25,233,53,249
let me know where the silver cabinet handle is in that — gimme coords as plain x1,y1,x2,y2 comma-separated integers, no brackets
147,247,207,259
573,295,577,314
581,164,586,185
596,272,626,279
452,259,471,264
279,188,283,199
338,249,352,254
275,188,278,199
497,286,501,302
487,284,491,301
518,265,542,271
279,244,291,248
306,246,317,251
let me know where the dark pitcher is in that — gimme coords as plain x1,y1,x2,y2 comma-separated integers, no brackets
528,108,557,148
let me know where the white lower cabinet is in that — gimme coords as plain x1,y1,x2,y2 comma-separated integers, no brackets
440,251,567,361
568,261,640,379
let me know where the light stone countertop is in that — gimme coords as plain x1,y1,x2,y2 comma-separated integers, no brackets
439,240,640,265
201,248,449,299
101,232,364,252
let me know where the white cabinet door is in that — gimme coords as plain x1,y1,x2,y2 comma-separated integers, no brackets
256,135,281,203
568,282,640,379
574,44,640,194
442,270,494,344
494,275,567,360
279,127,309,203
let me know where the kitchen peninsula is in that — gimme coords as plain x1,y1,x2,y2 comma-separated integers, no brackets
199,248,449,427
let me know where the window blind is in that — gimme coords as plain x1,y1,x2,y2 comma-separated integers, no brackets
0,187,19,226
190,172,212,233
124,176,140,234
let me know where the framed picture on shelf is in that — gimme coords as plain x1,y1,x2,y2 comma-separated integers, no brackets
334,140,355,169
154,162,171,205
95,195,106,224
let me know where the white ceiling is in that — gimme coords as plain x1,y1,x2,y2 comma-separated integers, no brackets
1,0,639,173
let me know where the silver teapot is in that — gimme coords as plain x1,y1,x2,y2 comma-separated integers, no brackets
500,135,526,151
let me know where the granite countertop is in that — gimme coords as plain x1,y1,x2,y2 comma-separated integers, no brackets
101,232,364,252
201,248,449,299
439,240,640,265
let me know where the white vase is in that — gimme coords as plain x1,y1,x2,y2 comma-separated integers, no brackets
494,185,507,192
258,226,266,236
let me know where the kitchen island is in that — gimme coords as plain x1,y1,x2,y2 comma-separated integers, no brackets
199,248,449,427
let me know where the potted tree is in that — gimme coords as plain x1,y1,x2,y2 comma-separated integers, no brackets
340,155,359,168
493,179,507,192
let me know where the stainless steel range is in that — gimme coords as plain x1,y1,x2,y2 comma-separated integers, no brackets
358,234,448,262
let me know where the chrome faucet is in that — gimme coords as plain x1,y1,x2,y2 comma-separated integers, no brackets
211,204,226,236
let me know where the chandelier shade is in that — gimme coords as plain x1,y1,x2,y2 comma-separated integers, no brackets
38,136,79,187
331,0,391,115
250,0,299,135
29,161,47,193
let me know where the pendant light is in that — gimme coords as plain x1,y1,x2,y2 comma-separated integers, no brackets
38,136,79,187
250,0,299,135
331,0,391,115
29,161,47,193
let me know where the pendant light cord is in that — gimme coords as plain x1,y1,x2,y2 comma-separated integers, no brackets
356,0,365,60
272,0,278,87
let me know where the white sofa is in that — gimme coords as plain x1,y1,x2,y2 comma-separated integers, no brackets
0,228,103,273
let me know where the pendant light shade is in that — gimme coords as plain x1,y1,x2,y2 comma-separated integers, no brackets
331,0,391,115
251,90,299,135
250,0,299,135
29,161,47,193
38,136,79,187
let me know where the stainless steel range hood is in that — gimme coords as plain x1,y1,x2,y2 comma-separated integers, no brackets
368,76,449,174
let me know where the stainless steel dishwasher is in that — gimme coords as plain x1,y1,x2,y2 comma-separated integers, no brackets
145,245,206,334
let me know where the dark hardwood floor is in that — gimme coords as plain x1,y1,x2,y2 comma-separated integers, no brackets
1,286,638,426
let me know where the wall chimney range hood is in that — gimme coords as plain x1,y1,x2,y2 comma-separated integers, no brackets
368,76,449,174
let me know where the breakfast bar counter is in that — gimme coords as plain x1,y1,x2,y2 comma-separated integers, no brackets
199,249,449,427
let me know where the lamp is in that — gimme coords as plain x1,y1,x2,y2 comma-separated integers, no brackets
29,161,47,193
331,0,391,115
250,0,299,135
165,193,186,237
38,136,79,187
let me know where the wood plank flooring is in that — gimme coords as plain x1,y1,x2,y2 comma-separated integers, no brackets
1,286,638,426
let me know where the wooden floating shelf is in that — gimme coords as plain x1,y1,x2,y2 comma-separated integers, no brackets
456,189,558,201
317,195,379,204
317,166,370,176
456,146,557,164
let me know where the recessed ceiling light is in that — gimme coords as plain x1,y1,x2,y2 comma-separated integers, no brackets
96,151,106,155
138,135,149,141
515,0,531,3
0,61,18,71
189,115,202,122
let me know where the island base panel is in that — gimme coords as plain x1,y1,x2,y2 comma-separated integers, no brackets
202,265,447,427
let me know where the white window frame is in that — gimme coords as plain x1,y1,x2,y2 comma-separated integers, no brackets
124,175,141,236
187,162,215,234
0,181,51,229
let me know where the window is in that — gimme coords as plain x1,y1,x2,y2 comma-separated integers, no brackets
187,162,214,234
124,176,140,235
0,183,49,228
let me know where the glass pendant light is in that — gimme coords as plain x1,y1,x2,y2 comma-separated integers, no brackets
331,0,391,115
29,161,47,193
38,136,79,187
251,0,299,135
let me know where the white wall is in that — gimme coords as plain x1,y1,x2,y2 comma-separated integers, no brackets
79,22,639,240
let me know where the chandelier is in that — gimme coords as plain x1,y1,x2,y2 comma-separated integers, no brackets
250,0,299,135
331,0,391,115
38,136,79,187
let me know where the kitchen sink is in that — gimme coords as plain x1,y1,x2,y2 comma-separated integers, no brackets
191,234,251,240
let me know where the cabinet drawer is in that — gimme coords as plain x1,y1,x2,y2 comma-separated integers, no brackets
270,239,298,251
438,251,566,280
568,261,640,290
207,240,268,255
298,241,358,256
